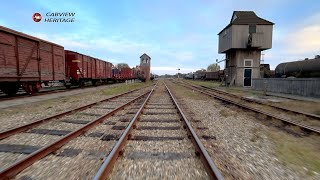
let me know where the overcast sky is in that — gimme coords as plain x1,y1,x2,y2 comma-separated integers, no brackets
1,0,319,75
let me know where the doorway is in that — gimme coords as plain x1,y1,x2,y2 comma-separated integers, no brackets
244,68,252,87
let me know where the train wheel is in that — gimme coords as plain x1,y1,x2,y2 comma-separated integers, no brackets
1,83,19,96
32,83,40,93
79,80,85,88
22,82,41,94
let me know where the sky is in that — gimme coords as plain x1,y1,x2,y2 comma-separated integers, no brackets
0,0,319,75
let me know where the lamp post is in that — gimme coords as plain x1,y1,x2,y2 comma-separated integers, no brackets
177,68,180,80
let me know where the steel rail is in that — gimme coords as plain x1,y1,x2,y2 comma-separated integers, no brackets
0,88,153,180
93,82,158,180
0,85,150,140
173,81,320,134
196,84,320,120
164,82,224,180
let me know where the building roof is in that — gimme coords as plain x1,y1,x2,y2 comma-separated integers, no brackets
140,53,151,59
0,25,63,47
218,11,274,35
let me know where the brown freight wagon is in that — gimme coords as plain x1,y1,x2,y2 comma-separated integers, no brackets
106,62,112,79
95,59,113,82
0,26,65,95
65,51,112,87
65,50,94,87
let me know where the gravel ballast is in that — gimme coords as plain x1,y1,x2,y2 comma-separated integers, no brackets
168,81,320,180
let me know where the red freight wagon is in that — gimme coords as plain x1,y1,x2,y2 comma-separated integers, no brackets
106,62,112,79
65,50,94,87
0,26,65,95
93,59,112,81
120,67,134,79
65,50,112,87
94,59,105,79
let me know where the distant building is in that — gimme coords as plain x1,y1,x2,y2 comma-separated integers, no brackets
218,11,274,86
140,53,151,81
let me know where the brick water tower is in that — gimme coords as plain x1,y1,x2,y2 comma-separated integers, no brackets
218,11,274,86
139,53,151,81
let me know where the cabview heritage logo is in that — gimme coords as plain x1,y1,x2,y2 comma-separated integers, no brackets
32,12,76,23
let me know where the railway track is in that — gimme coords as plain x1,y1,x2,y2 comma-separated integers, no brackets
198,84,320,120
0,81,223,179
172,80,320,134
0,83,121,102
0,84,153,179
94,81,222,179
0,87,66,101
0,84,152,139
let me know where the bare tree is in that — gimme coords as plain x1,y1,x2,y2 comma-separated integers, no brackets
207,63,220,72
116,63,130,69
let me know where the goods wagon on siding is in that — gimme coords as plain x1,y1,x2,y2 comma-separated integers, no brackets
275,56,320,78
119,67,135,80
112,67,137,81
205,70,225,81
0,26,65,95
65,50,112,87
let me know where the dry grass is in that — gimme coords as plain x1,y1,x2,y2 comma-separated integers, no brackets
169,83,207,100
250,127,263,143
267,130,320,176
270,101,320,115
184,80,221,88
101,82,151,96
0,97,63,116
219,109,232,118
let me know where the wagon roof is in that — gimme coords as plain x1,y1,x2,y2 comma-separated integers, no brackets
0,25,64,47
65,49,112,64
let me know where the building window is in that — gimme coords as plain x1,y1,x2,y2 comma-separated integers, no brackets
244,59,253,67
249,25,256,34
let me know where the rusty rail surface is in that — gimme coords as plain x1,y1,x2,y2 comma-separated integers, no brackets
94,81,223,180
196,84,320,120
0,89,153,180
173,81,320,134
0,85,150,140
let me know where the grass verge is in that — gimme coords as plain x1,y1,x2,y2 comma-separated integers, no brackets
101,82,151,96
185,79,221,88
267,130,320,176
169,82,207,100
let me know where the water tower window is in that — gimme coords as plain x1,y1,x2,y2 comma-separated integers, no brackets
249,25,256,34
244,59,253,67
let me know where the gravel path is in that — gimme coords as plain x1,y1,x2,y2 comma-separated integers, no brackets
167,80,320,180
